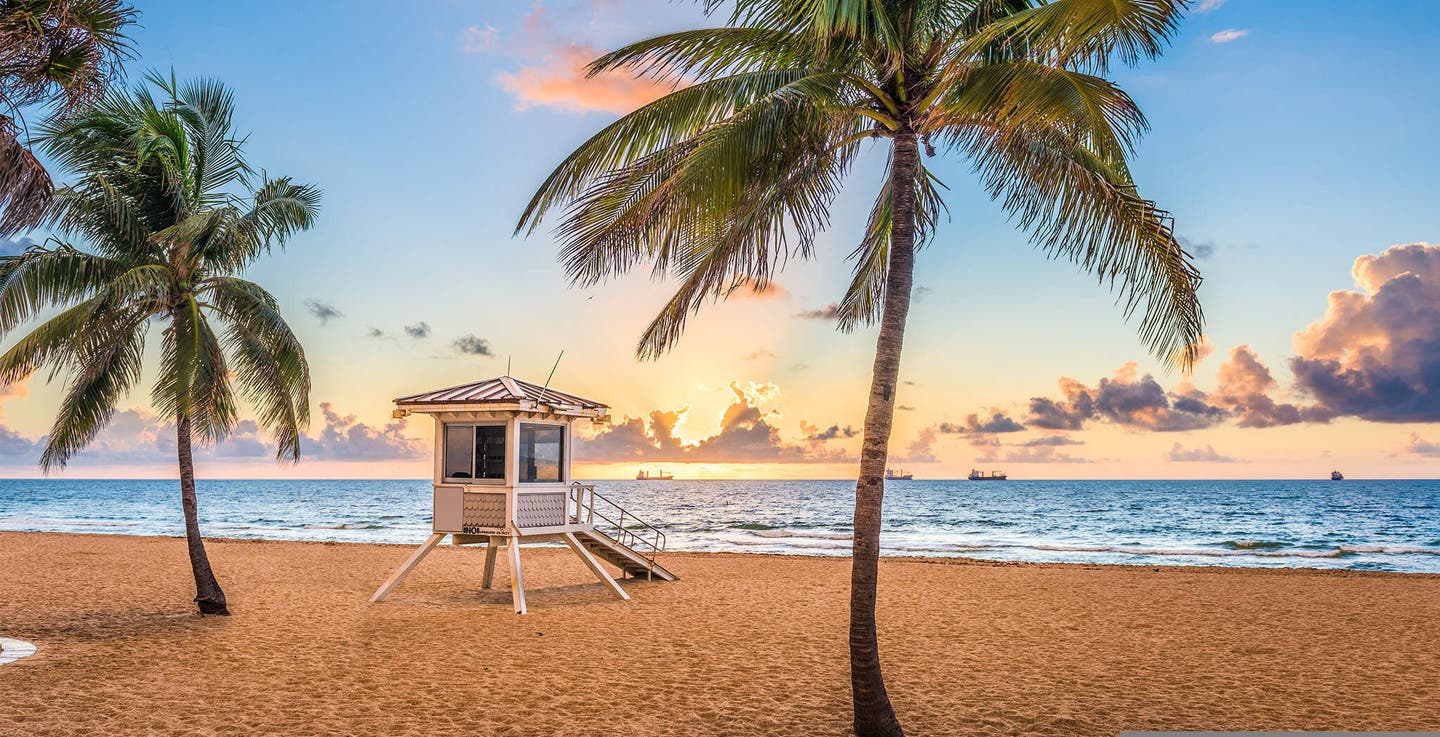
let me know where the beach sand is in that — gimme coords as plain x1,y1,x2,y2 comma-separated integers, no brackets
1,532,1437,736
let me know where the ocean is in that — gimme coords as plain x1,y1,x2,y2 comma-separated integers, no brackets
2,478,1438,573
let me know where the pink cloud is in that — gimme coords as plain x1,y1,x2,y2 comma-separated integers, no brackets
1209,29,1248,44
481,5,671,115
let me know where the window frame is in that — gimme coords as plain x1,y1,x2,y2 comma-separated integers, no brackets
517,421,567,484
441,421,508,485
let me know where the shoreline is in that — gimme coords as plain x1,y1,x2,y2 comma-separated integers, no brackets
4,531,1438,735
4,529,1438,579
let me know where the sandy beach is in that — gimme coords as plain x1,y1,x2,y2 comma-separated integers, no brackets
2,532,1437,736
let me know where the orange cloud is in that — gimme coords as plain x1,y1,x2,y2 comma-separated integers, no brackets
726,276,790,301
483,5,671,115
496,45,670,114
0,372,31,422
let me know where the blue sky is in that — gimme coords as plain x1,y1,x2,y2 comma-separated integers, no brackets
3,0,1439,478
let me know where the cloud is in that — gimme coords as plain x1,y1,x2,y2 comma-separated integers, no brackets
726,276,789,301
1191,338,1217,365
404,322,431,339
1167,443,1237,463
1003,445,1090,464
939,411,1026,435
1290,243,1440,422
300,403,428,461
803,423,857,441
486,5,671,115
365,327,385,339
1018,435,1083,447
453,334,494,356
1195,0,1227,12
1402,434,1440,457
891,427,939,464
0,422,43,461
305,300,344,324
1026,377,1095,430
1,236,35,256
462,22,499,53
795,303,841,320
1,398,428,469
1209,29,1248,43
0,374,30,421
1181,236,1216,259
578,381,849,463
745,348,776,361
1025,363,1229,432
1211,345,1326,427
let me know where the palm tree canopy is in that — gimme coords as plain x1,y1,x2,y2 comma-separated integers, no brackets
517,0,1203,365
0,71,321,471
0,0,138,235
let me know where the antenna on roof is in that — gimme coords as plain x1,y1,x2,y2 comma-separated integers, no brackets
506,355,511,377
540,350,564,400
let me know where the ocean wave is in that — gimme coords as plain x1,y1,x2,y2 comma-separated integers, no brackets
1,518,140,528
730,522,779,530
1217,540,1288,550
1023,543,1348,559
1338,544,1440,556
727,537,850,551
745,528,852,540
302,523,389,530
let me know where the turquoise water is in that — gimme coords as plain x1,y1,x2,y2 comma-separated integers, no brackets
2,478,1438,572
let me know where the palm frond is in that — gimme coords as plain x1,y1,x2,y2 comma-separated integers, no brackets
0,241,130,333
958,120,1203,366
836,161,946,331
627,96,860,357
516,69,843,235
589,27,814,83
957,0,1186,71
39,312,147,471
927,60,1147,162
0,293,115,384
0,116,55,236
200,276,311,460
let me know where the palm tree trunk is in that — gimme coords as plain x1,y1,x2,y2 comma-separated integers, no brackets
850,129,920,737
177,412,229,615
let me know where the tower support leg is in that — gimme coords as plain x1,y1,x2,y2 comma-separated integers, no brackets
481,536,500,589
370,533,446,603
562,533,629,601
508,538,527,614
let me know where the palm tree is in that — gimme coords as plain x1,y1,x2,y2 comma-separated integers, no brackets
517,1,1202,733
1,0,138,235
0,72,320,615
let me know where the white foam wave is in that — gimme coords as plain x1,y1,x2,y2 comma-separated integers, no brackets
1339,545,1440,556
745,528,852,540
1,518,140,528
1027,543,1346,559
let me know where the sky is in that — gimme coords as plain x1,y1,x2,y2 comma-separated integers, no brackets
2,0,1438,480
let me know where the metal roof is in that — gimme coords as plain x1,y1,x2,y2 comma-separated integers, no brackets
394,376,607,411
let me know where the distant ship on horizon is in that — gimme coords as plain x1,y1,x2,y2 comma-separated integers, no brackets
884,469,914,481
968,469,1008,481
635,468,674,481
1331,470,1345,481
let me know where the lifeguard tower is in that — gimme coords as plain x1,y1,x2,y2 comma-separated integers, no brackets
369,376,676,613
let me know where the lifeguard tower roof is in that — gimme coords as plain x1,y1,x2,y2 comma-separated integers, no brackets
394,376,607,416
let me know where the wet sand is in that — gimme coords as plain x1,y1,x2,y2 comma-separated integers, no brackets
1,531,1436,736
